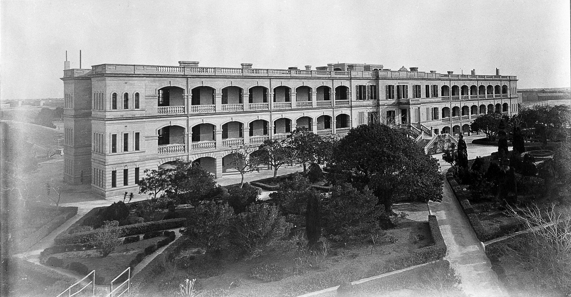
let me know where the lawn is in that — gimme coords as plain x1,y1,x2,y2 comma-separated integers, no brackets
47,236,167,284
134,210,440,297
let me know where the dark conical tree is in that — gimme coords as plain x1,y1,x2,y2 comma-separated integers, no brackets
305,192,321,249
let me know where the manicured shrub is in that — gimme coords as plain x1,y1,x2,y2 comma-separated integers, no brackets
100,201,130,223
92,220,122,257
230,204,292,258
185,202,234,254
307,163,324,183
305,192,322,248
123,235,140,244
321,183,383,242
135,252,145,263
227,184,258,214
69,225,93,234
82,214,104,229
68,261,90,275
144,244,157,255
46,257,63,267
143,231,162,239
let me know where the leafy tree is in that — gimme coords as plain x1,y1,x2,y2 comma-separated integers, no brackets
138,168,170,200
470,113,507,141
226,145,261,188
305,192,322,248
332,124,442,213
269,173,312,216
34,108,56,128
176,164,217,205
227,183,259,214
518,105,571,142
321,183,383,241
92,220,122,257
287,128,323,172
307,163,324,183
252,139,294,178
230,204,292,258
185,202,234,254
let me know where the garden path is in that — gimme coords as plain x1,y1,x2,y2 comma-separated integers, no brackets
428,178,508,297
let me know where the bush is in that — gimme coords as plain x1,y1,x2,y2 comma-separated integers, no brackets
230,204,292,258
92,220,122,257
123,236,140,244
249,263,286,282
143,231,162,239
185,202,234,253
227,184,258,214
100,201,130,223
69,225,93,234
322,183,383,242
68,261,90,275
82,214,104,229
144,244,157,255
46,256,63,267
307,163,324,183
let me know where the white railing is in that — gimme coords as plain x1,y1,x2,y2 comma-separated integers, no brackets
158,144,186,154
249,135,269,144
462,115,470,120
106,267,130,297
222,138,244,147
296,101,313,108
249,103,269,110
479,95,486,98
221,104,244,112
273,102,292,109
57,270,95,297
190,105,215,113
157,105,185,114
461,95,470,100
335,100,349,106
192,141,216,150
272,134,289,140
317,101,332,107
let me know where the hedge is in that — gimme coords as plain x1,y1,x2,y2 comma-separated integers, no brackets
250,181,280,191
41,243,98,257
15,206,78,253
123,235,140,244
68,261,90,275
54,218,186,245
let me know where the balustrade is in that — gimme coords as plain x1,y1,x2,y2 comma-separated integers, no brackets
158,106,185,114
296,101,313,108
272,134,289,141
221,104,244,112
158,144,186,154
317,100,332,107
249,135,269,144
191,141,216,150
222,138,244,147
273,102,292,109
335,100,349,106
249,103,269,110
317,129,332,135
190,105,215,113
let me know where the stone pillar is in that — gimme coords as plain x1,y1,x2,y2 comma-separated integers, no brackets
215,155,223,179
215,90,222,112
269,124,274,139
312,121,317,134
244,126,250,145
291,92,297,109
215,129,222,149
312,91,317,107
243,92,249,111
269,92,274,110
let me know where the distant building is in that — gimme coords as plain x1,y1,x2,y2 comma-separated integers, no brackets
518,88,571,103
62,61,519,197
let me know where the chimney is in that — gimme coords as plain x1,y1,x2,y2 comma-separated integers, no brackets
430,70,436,74
447,71,454,75
179,61,199,67
471,69,476,75
410,67,418,72
305,65,311,71
496,68,500,75
64,51,70,70
241,63,253,70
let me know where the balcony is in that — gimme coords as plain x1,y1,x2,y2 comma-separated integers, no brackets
461,95,470,100
222,138,244,147
273,134,289,141
296,101,313,108
190,105,215,113
461,115,469,120
192,141,216,150
479,95,486,99
273,102,292,110
451,96,460,100
221,104,244,112
158,144,185,154
250,135,270,145
249,103,269,110
335,100,350,106
158,106,185,114
317,101,332,107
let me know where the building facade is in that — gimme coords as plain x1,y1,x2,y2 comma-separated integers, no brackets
62,61,519,197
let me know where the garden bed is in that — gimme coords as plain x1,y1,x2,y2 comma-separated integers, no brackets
132,215,446,297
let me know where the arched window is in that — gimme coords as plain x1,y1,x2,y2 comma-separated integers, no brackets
112,93,117,110
123,93,129,109
134,93,140,109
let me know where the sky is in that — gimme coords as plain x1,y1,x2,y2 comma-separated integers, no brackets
1,0,569,100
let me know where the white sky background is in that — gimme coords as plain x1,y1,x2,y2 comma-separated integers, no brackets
1,0,569,100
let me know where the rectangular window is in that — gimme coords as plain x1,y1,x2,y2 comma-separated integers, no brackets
425,85,430,98
356,85,366,100
135,132,140,151
111,170,117,188
368,85,377,100
112,93,117,110
412,85,421,98
123,169,128,186
432,85,439,97
111,134,117,153
135,167,140,184
135,93,140,109
123,133,129,152
386,85,395,99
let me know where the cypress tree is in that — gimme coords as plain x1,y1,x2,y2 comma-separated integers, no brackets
305,192,321,249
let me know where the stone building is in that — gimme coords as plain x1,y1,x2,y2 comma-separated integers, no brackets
61,61,519,197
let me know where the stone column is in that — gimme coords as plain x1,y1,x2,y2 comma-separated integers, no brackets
291,92,297,109
214,90,222,112
243,92,249,111
243,126,250,145
215,129,222,149
215,156,223,179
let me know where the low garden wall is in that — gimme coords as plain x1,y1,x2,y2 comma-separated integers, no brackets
15,206,78,253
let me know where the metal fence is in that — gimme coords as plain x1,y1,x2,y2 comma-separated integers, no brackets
106,267,131,297
56,270,95,297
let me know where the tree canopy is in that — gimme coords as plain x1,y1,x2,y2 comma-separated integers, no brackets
332,124,442,212
470,113,508,141
252,139,294,178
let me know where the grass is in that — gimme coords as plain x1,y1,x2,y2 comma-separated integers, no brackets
53,236,167,284
136,218,438,297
